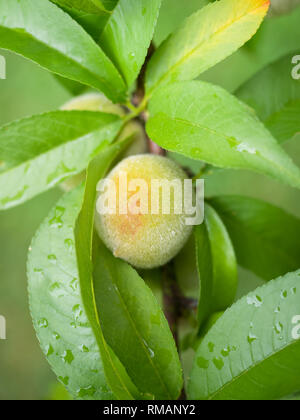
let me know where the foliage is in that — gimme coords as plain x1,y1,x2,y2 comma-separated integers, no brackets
1,0,300,401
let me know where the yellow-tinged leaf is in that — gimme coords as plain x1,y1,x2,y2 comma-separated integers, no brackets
146,0,270,96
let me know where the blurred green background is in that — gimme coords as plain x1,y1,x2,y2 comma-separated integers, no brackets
0,50,71,400
0,0,300,400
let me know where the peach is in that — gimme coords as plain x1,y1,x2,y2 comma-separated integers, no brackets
95,155,193,269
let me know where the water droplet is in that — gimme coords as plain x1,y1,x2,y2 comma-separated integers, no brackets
221,347,230,357
274,322,283,335
143,340,155,358
49,282,60,293
235,143,257,155
247,333,257,344
247,295,263,307
291,287,297,295
59,376,69,386
77,386,96,398
79,344,89,353
197,357,209,369
274,306,281,314
72,304,83,321
70,278,79,292
62,350,74,364
45,344,54,356
48,254,57,264
208,342,215,353
65,238,74,253
281,290,288,299
33,268,44,279
213,357,224,370
53,332,60,340
49,206,65,228
47,163,76,187
38,319,48,329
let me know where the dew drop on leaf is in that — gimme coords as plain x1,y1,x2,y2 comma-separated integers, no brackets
79,344,89,353
208,342,215,353
49,282,61,293
45,344,54,357
274,322,283,335
64,238,74,253
197,357,209,369
38,318,48,329
62,350,74,364
53,332,60,340
69,278,79,292
77,386,96,398
72,304,83,321
47,254,57,264
281,290,288,299
274,306,281,313
59,376,69,386
48,206,65,229
247,295,263,307
213,357,224,370
221,347,230,357
247,333,257,344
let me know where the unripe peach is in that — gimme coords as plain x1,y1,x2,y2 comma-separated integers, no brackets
95,155,193,269
61,92,125,116
60,93,147,191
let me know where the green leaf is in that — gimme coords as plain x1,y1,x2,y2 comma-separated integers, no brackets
75,142,140,400
0,0,126,103
153,0,210,47
174,235,199,301
0,111,122,210
100,0,162,87
236,53,300,143
54,75,86,96
93,243,183,400
188,270,300,400
51,0,110,14
146,0,269,96
147,80,300,189
209,195,300,281
202,5,300,93
196,203,238,328
27,187,114,400
51,3,110,42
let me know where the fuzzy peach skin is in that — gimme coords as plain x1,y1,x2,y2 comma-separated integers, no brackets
95,155,193,269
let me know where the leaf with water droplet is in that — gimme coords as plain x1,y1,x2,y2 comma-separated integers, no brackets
188,270,300,400
28,187,115,400
147,81,300,190
0,111,122,210
100,0,162,87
